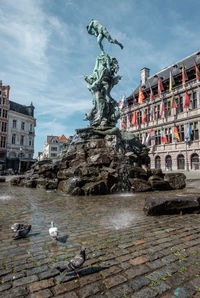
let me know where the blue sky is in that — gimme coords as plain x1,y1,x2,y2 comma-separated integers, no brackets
0,0,200,157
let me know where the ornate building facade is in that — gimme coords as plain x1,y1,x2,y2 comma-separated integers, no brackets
7,101,36,172
120,51,200,171
38,134,68,161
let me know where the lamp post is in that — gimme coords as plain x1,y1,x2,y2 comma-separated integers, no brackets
18,147,23,174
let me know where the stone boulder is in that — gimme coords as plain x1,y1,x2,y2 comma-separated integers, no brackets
164,173,186,190
82,180,107,195
148,175,171,190
129,178,152,192
144,195,200,215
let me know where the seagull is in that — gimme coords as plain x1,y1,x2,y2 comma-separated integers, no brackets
56,247,86,278
11,223,31,240
49,221,58,240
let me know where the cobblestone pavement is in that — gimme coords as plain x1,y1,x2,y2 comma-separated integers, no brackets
0,182,200,297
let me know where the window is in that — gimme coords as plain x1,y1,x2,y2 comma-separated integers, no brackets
165,101,171,117
29,138,32,146
165,127,172,143
20,135,24,145
12,134,16,145
155,104,160,120
2,109,7,118
190,122,199,141
2,98,5,105
165,155,172,170
30,124,33,132
176,97,183,114
51,147,57,151
0,108,1,117
190,92,197,110
50,153,57,157
155,156,161,169
1,122,7,132
137,111,142,125
0,136,6,148
176,125,185,142
29,154,32,159
13,120,17,128
191,153,199,170
155,129,161,145
177,154,185,170
21,122,25,130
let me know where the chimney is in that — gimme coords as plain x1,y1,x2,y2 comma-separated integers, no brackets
141,67,150,85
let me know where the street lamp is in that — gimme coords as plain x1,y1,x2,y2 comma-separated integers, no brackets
18,147,23,174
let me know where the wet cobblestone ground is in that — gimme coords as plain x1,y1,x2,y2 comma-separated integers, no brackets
0,181,200,297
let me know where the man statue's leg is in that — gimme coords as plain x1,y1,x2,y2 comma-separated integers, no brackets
97,34,104,53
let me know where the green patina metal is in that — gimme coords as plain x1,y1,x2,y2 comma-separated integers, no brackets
84,20,123,128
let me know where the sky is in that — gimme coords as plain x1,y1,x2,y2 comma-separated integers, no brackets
0,0,200,157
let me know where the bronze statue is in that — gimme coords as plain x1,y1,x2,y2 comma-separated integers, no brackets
87,19,123,54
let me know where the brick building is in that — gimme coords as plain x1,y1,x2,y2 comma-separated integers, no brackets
120,51,200,171
0,81,10,171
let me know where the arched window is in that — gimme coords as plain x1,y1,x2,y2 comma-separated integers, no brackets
191,153,199,170
155,156,161,169
165,155,172,170
177,154,185,170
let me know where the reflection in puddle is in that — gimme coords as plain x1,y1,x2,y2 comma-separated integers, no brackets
118,193,136,197
0,195,12,200
102,211,136,230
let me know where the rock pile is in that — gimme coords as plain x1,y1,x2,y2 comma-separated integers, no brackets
10,128,186,196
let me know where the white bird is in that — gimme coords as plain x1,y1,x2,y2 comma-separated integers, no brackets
49,221,58,240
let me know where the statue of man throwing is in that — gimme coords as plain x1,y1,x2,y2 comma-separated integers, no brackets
87,19,123,53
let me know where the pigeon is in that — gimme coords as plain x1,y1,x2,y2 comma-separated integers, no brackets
49,221,58,240
11,223,26,232
57,247,86,278
11,223,31,240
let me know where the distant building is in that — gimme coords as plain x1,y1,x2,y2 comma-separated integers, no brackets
39,134,68,160
0,81,10,171
120,51,200,171
7,101,36,173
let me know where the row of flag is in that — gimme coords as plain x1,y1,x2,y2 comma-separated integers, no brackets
120,120,193,146
139,121,193,146
120,88,191,129
118,59,200,109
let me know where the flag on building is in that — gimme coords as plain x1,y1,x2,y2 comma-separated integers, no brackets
148,82,155,100
159,100,165,119
119,97,125,109
170,93,177,110
184,89,190,109
182,64,188,88
161,128,168,143
185,121,193,142
145,128,153,146
131,110,137,126
142,112,147,124
120,120,126,129
150,105,155,121
138,87,145,104
142,135,146,145
174,126,180,142
169,71,175,92
194,59,200,81
158,77,164,97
